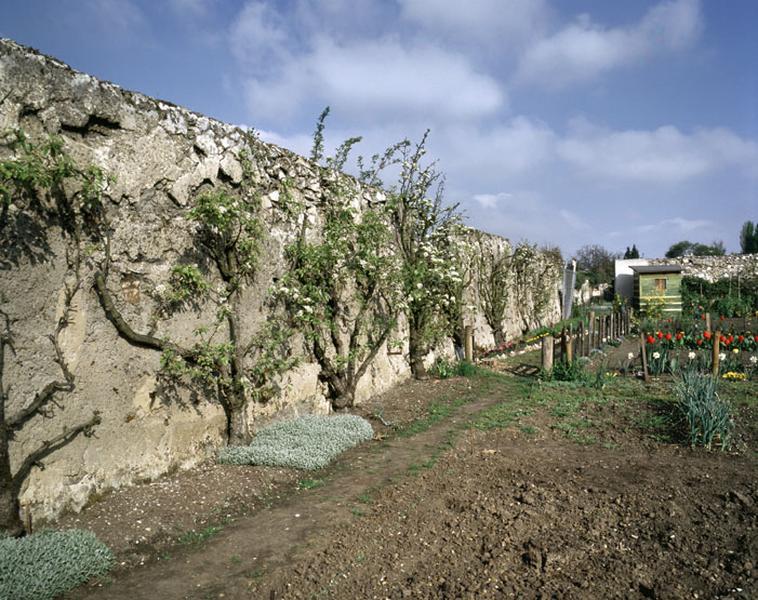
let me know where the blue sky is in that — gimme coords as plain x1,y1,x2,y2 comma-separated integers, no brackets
2,0,756,258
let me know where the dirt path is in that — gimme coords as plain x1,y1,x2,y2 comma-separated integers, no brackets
74,384,504,600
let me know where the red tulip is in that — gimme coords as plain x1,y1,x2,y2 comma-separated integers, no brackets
676,332,683,341
647,335,655,345
738,335,744,343
697,339,703,346
657,331,663,339
704,331,712,340
665,333,672,341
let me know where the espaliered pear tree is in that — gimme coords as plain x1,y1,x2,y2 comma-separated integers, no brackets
0,131,105,536
94,142,296,445
384,131,465,378
278,112,403,408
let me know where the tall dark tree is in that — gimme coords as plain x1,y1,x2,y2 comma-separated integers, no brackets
574,244,619,285
740,220,758,254
666,240,725,258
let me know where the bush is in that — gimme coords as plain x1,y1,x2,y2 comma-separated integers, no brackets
543,358,586,383
430,358,478,379
0,529,113,600
674,371,733,450
218,414,374,470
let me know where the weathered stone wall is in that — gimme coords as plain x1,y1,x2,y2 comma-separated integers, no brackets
648,254,758,282
0,39,561,523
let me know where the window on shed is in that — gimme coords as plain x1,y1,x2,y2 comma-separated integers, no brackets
654,278,667,293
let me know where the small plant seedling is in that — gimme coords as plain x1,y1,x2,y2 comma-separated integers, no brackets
298,478,325,490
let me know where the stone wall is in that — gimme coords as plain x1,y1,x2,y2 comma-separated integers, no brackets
0,39,561,523
648,254,758,282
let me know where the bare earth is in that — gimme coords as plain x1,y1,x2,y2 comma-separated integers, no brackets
61,368,756,600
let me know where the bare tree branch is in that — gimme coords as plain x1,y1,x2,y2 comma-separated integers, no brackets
93,270,193,360
11,412,100,492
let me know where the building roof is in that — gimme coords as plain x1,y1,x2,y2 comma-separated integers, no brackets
630,265,683,274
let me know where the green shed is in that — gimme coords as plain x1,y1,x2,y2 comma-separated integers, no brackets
631,265,683,315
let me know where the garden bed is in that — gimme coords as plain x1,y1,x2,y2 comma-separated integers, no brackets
54,367,758,599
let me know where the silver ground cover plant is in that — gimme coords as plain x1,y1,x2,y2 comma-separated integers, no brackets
0,529,113,600
218,414,374,470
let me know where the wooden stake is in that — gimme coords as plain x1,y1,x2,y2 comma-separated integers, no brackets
712,330,721,377
588,311,595,351
566,325,574,363
640,332,650,383
560,327,568,361
464,325,474,362
705,313,711,333
542,335,554,372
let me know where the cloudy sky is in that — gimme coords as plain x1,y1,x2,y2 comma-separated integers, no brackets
2,0,756,257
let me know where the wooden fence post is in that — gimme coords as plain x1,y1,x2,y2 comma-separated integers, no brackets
640,332,650,383
588,311,595,352
464,325,473,362
560,327,567,362
578,321,584,357
712,330,721,377
542,335,554,372
566,324,574,363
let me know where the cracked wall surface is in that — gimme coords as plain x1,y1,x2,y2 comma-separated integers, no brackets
0,39,561,522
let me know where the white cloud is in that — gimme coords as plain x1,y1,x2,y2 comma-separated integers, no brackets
466,189,591,246
438,117,555,185
557,120,758,183
230,1,292,70
636,217,712,234
399,0,550,49
516,0,702,88
238,35,506,123
474,192,511,209
257,129,314,157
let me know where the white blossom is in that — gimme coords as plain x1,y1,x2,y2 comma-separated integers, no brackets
688,352,696,360
719,353,727,361
627,352,634,360
652,352,660,360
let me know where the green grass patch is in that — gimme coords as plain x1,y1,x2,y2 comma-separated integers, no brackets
469,401,533,430
297,478,325,490
178,525,223,546
398,396,468,437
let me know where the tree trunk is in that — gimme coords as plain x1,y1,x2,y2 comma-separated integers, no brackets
331,381,356,410
0,488,23,538
226,403,252,446
493,327,506,346
0,422,23,536
408,325,428,379
0,480,23,537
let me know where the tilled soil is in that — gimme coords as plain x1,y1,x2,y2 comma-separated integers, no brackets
65,370,756,599
261,430,756,599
